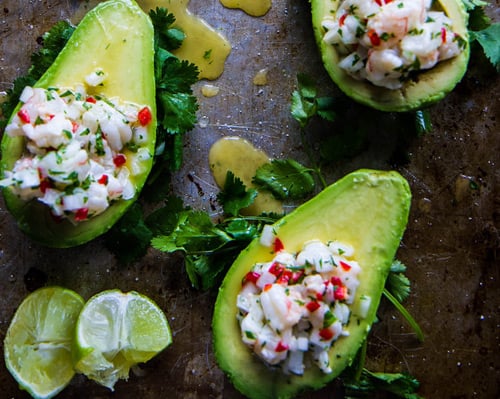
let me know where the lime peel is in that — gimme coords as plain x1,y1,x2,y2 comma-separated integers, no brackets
74,289,172,390
3,286,85,399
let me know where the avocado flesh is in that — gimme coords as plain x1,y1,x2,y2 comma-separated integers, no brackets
310,0,470,112
0,0,156,248
213,169,411,399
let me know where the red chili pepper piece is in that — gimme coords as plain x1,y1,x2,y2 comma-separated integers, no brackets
263,283,273,292
319,328,334,341
277,269,293,285
339,13,347,27
98,174,109,185
331,276,343,286
71,121,79,133
275,341,289,353
273,237,285,253
243,271,261,285
316,292,324,301
306,301,321,313
290,270,304,284
75,208,89,222
138,106,152,126
441,27,447,43
340,261,352,271
39,179,50,194
374,0,382,6
86,96,97,104
269,262,284,277
17,109,31,124
113,154,127,167
334,286,347,301
368,29,381,46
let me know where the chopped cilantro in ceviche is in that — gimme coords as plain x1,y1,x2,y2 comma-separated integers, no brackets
322,0,467,89
0,77,153,223
237,230,370,375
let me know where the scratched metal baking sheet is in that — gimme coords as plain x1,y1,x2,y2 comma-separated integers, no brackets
0,0,499,398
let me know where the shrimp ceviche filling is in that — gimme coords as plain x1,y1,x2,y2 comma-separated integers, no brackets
0,70,153,223
237,228,369,375
322,0,466,89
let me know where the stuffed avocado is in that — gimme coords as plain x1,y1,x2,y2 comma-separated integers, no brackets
0,0,156,247
310,0,470,112
212,169,411,399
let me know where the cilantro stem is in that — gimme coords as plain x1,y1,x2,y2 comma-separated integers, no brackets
299,129,328,189
383,288,424,342
221,215,280,226
354,339,368,383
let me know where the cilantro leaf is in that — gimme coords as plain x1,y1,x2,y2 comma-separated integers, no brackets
344,368,423,399
149,8,199,176
386,260,411,303
414,109,432,136
154,50,199,136
291,74,318,128
253,159,315,200
316,96,337,122
469,24,500,72
467,4,491,31
291,73,336,128
462,0,487,12
145,195,186,235
0,21,75,129
29,21,75,77
104,203,153,264
151,209,272,289
217,171,257,216
149,7,185,51
151,210,231,254
184,254,227,291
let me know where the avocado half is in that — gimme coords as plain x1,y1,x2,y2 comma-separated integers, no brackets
212,169,411,399
0,0,156,247
310,0,470,112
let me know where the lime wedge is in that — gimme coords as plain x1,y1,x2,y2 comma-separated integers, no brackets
4,286,85,399
74,289,172,390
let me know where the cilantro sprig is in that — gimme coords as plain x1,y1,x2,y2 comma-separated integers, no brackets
253,159,315,200
144,8,199,199
464,0,500,72
150,206,277,290
290,74,433,181
217,171,257,216
0,21,75,129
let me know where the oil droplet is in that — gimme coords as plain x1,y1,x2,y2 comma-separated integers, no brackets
253,68,268,86
201,84,220,97
220,0,272,17
198,115,210,128
209,136,283,215
139,0,231,80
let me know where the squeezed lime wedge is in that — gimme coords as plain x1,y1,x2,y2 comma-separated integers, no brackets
73,289,171,390
4,286,85,399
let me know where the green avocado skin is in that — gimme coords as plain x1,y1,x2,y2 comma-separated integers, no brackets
0,0,156,248
212,169,411,399
310,0,470,112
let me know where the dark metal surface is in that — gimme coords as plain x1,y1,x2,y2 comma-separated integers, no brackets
1,0,499,398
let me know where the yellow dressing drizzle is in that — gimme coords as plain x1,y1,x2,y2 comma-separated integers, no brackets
219,0,271,17
209,136,283,215
139,0,231,80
